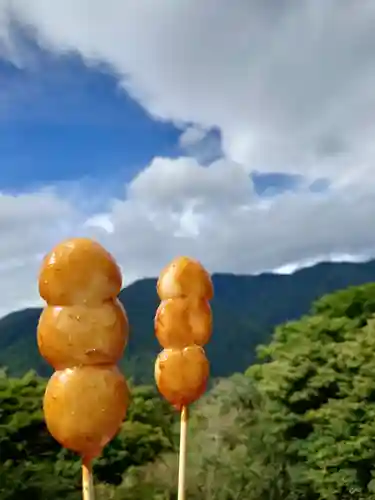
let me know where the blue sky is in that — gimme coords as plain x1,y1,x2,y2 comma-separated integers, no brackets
0,0,373,314
0,49,182,194
0,41,301,200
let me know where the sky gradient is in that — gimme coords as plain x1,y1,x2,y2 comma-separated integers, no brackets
0,0,374,315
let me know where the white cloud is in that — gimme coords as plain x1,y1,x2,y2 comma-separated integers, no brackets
0,1,375,314
2,155,375,316
127,157,253,209
179,126,222,165
0,189,84,315
2,0,375,180
179,126,208,149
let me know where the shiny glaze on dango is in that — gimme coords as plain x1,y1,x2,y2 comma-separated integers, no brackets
155,346,209,411
44,366,129,459
155,297,212,348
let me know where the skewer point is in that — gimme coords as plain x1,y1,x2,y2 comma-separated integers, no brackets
178,405,189,500
82,457,95,500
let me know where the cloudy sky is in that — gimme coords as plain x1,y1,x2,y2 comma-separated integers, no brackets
0,0,375,316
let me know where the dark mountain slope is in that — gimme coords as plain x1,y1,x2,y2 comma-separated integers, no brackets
1,259,375,383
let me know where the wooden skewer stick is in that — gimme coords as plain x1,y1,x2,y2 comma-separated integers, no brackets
82,457,95,500
178,405,189,500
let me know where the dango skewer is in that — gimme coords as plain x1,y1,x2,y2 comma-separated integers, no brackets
154,256,213,500
37,238,130,500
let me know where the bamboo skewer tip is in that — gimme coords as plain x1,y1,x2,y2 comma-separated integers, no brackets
82,457,95,500
178,405,189,500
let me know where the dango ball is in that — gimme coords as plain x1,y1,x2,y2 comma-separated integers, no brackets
37,299,128,369
43,365,129,459
155,297,212,348
157,257,213,301
155,345,210,410
39,238,122,305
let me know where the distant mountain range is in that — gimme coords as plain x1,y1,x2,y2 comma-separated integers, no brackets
1,259,375,383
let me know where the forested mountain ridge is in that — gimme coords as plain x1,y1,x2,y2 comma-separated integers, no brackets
4,281,375,498
1,259,375,383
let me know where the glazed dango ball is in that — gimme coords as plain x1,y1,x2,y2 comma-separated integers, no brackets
38,237,129,460
44,366,129,459
157,256,213,301
155,345,209,411
39,237,122,306
154,256,213,410
37,300,128,369
155,297,212,348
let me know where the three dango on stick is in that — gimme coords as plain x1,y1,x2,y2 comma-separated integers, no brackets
37,238,130,500
154,257,213,500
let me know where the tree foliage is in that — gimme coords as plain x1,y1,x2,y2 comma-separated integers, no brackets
0,371,176,499
2,283,375,499
247,283,375,499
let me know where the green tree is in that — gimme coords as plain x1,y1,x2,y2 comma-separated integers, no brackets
248,283,375,499
0,371,175,499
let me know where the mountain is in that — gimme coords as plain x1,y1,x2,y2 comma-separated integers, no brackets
1,259,375,383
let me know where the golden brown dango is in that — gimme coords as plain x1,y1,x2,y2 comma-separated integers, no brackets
154,257,213,498
157,256,213,301
38,236,130,498
155,346,209,410
37,299,128,369
44,366,129,459
39,238,122,306
155,297,212,348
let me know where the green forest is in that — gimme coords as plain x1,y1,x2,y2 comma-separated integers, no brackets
2,259,375,384
2,282,375,499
